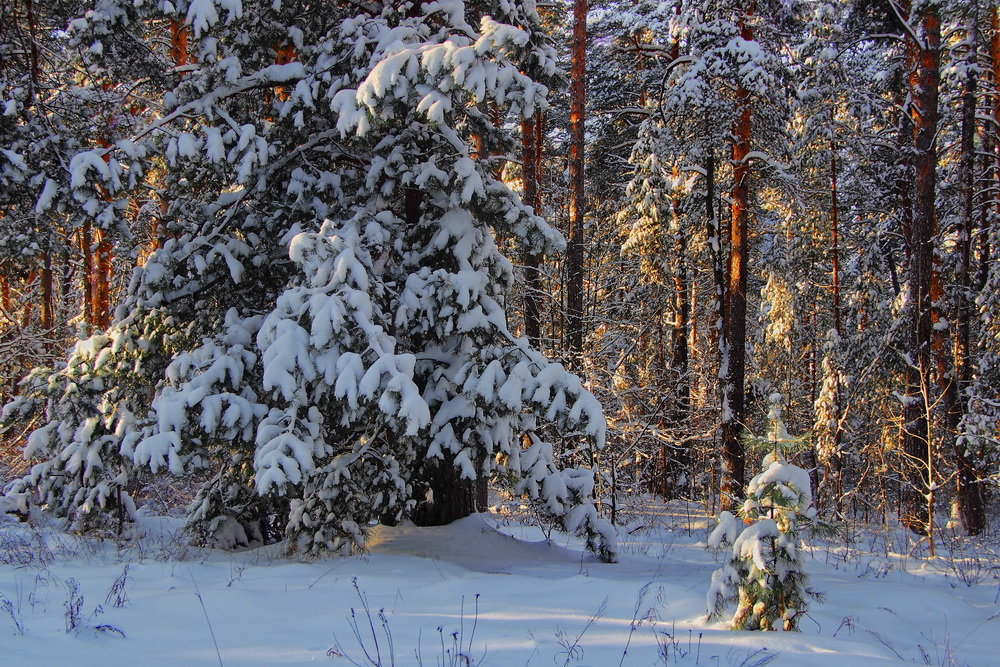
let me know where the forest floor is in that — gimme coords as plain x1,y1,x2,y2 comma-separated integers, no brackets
1,498,999,666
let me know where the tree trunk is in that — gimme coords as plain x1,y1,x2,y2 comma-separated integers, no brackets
91,228,113,330
818,137,844,512
168,18,189,68
80,223,94,330
0,276,10,316
40,252,53,331
945,13,985,535
667,3,689,425
720,6,754,510
411,458,479,526
521,113,543,347
403,184,483,525
830,139,841,336
900,6,940,536
565,0,587,366
20,271,36,327
670,198,690,423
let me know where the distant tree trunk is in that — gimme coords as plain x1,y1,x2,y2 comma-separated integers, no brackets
667,17,689,427
0,276,10,315
146,19,193,256
892,80,914,269
565,0,587,366
40,252,53,331
823,138,843,510
988,8,1000,293
24,0,41,103
704,150,727,509
705,152,725,371
830,140,841,336
80,223,94,329
900,5,940,537
20,271,36,327
944,13,985,536
521,112,543,348
670,197,690,424
720,5,753,511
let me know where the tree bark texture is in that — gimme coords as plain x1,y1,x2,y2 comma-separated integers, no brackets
720,6,753,510
944,12,985,535
521,113,543,348
900,6,939,536
565,0,587,365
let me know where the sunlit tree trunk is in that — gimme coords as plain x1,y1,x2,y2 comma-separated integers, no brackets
91,228,113,330
900,4,940,537
720,5,753,511
40,252,53,330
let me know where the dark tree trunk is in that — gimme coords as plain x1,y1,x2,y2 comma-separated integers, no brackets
403,185,484,526
565,0,587,365
39,251,53,331
986,8,1000,295
670,199,690,424
521,113,543,348
667,2,688,425
80,222,94,330
411,458,480,526
824,140,843,509
945,13,985,536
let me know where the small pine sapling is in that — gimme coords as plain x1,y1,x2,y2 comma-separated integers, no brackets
707,393,825,631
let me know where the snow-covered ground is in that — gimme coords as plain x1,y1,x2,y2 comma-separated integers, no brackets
1,500,998,665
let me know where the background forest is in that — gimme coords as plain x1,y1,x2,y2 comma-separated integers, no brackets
1,0,999,559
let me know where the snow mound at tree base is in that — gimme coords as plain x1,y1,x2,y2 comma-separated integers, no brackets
366,513,594,573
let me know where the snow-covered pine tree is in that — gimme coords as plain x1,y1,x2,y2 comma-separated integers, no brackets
707,393,822,631
2,0,617,562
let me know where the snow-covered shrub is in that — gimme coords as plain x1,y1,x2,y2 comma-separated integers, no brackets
706,395,823,630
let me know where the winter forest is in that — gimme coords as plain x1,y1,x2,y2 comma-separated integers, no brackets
2,0,1000,664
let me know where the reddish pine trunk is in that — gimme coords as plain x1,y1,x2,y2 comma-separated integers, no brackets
0,276,10,315
900,7,940,537
168,19,189,67
40,252,53,330
720,7,753,510
147,19,193,257
91,229,113,330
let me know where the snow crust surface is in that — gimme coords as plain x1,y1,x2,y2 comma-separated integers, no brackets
1,504,998,665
